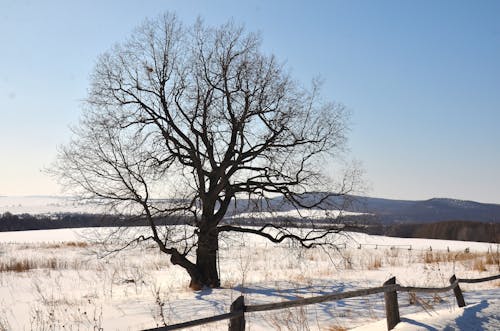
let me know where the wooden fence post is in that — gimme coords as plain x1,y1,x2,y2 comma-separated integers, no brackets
383,277,400,330
229,296,245,331
450,275,466,307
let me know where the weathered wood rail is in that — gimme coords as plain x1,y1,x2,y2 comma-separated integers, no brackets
142,273,500,331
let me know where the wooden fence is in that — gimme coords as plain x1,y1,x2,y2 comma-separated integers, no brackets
142,273,500,331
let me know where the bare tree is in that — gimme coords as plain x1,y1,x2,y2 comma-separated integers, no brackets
54,13,358,289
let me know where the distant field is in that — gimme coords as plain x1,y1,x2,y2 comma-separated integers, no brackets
0,227,498,330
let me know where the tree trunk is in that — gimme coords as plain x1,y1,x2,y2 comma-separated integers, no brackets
189,224,220,290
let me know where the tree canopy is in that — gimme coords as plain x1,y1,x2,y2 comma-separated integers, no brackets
55,13,356,289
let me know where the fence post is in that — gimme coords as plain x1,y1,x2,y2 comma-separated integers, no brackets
450,275,466,307
228,295,245,331
383,277,400,330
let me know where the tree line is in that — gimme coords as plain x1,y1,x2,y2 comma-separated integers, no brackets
1,211,497,243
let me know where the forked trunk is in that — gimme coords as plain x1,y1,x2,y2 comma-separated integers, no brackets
189,225,220,290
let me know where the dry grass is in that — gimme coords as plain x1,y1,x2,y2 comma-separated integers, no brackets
420,250,500,274
0,237,497,330
408,292,417,305
368,257,382,270
422,251,474,263
407,291,443,312
0,241,98,273
385,248,401,266
44,241,89,249
0,259,34,272
342,251,353,270
473,259,487,272
422,250,497,267
423,251,435,264
0,258,57,272
485,252,500,265
326,326,348,331
0,257,79,273
265,306,311,331
289,273,308,283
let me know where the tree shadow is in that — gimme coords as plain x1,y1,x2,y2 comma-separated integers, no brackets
187,282,349,319
397,300,490,331
455,300,490,330
399,318,439,331
233,282,347,301
193,287,230,313
228,282,385,320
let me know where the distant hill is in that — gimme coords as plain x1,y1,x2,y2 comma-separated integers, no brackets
223,193,500,224
344,195,500,224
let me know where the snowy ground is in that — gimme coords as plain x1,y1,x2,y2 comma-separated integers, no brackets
351,291,500,331
0,196,108,215
0,227,498,330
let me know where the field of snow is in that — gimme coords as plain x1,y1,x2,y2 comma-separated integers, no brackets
0,196,105,215
230,209,365,220
0,227,498,330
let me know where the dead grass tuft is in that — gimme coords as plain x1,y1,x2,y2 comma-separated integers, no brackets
422,251,493,266
485,252,499,265
408,292,417,305
473,259,487,272
368,257,382,270
424,252,435,264
265,306,310,330
0,257,73,273
289,274,308,283
44,241,89,249
0,259,33,272
326,326,348,331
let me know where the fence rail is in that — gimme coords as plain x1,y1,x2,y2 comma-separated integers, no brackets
458,273,500,283
143,273,500,331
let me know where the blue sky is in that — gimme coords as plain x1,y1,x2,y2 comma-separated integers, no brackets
1,0,499,203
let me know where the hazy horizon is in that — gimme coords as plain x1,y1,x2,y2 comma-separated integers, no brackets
1,192,499,206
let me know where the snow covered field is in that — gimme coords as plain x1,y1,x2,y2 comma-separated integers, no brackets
0,227,498,330
0,196,106,215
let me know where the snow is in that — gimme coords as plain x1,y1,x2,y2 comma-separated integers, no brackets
352,292,500,330
343,231,496,252
0,228,83,243
231,209,366,220
0,196,105,215
0,227,498,330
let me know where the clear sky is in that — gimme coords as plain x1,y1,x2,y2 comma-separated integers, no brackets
1,0,499,203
